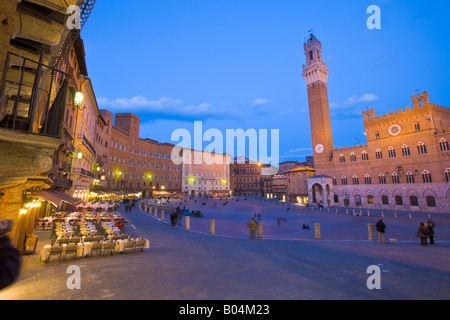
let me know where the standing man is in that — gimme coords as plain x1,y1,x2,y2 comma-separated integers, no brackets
376,219,386,244
248,218,257,240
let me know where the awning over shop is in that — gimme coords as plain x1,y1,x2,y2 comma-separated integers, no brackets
34,190,83,207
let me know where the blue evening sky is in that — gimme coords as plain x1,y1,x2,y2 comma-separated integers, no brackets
81,0,450,163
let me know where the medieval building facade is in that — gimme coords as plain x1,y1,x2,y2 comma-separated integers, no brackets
303,34,450,213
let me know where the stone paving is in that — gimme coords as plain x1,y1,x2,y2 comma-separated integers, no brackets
1,198,449,301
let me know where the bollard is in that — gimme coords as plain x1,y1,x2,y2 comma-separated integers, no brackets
367,211,370,217
257,222,263,239
154,207,158,218
185,216,190,230
346,209,349,215
382,211,384,218
210,220,215,235
394,212,398,219
314,223,321,240
409,213,412,219
367,224,376,241
161,210,165,221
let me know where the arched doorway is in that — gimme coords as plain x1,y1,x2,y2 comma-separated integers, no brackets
312,183,323,206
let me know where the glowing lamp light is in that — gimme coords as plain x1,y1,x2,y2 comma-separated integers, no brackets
74,91,84,107
77,152,83,159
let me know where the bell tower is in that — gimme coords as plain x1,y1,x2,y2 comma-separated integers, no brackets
302,33,334,166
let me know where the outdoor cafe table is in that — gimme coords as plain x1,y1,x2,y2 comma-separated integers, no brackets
40,243,83,262
115,238,150,252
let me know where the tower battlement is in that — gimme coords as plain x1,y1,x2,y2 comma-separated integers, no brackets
362,91,449,123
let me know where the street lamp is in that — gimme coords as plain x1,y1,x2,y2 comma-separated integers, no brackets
74,91,84,107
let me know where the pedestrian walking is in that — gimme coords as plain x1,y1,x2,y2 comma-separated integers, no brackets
248,218,257,239
426,222,435,245
376,219,386,244
418,222,429,246
170,211,177,227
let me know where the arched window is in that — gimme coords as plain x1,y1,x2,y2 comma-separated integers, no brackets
392,172,400,184
417,142,427,154
375,132,380,139
341,175,348,185
375,149,383,160
379,173,386,184
445,169,450,182
426,196,436,208
367,195,374,204
406,171,415,184
381,195,389,205
422,170,432,183
332,176,337,186
414,122,420,131
395,195,403,206
402,144,411,156
352,174,359,185
388,146,396,158
361,151,369,161
409,195,419,207
339,154,346,163
440,139,450,152
350,152,357,162
364,174,372,185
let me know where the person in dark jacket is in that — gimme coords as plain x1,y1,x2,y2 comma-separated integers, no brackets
426,222,435,245
0,220,22,291
375,219,386,244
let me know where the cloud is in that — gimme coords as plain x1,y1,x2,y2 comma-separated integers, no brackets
251,98,271,106
330,93,379,118
97,96,229,121
286,147,312,153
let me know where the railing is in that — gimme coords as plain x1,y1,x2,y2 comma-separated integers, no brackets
73,168,95,179
0,52,69,138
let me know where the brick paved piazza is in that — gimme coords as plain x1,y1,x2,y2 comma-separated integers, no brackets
1,198,449,300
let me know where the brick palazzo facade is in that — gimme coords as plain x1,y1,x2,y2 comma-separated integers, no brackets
102,112,182,197
303,34,450,213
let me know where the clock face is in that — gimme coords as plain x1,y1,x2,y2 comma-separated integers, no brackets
387,124,402,137
315,144,324,154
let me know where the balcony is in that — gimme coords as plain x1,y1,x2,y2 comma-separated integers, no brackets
0,51,69,138
73,167,94,179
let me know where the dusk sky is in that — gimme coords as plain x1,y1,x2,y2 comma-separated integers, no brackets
81,0,450,163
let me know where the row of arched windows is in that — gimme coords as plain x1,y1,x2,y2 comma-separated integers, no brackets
337,139,449,163
335,194,437,208
332,169,450,186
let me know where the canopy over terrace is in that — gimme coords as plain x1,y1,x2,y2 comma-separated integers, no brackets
34,189,83,210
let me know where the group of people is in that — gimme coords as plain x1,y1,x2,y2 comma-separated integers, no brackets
375,219,436,246
170,207,183,227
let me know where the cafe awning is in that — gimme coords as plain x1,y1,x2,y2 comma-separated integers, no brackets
34,190,83,207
